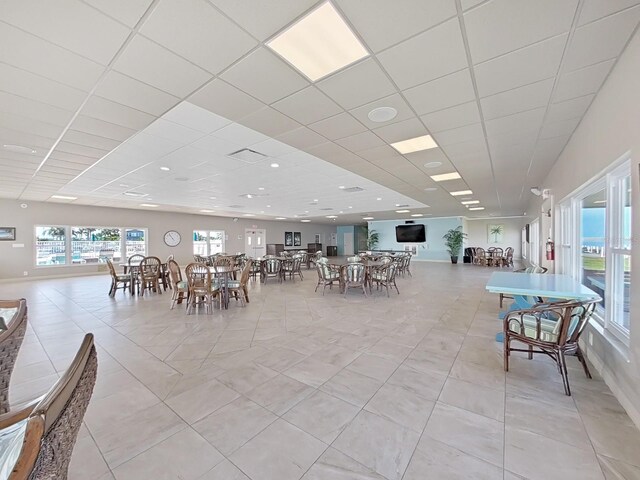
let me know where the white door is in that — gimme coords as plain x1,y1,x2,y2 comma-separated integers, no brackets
343,232,354,255
245,229,266,258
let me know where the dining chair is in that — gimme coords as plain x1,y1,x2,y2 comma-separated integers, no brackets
139,256,163,296
127,254,145,294
261,258,282,283
315,258,340,295
226,260,252,306
0,333,97,479
282,254,304,281
371,263,400,297
0,299,27,415
474,248,487,266
503,299,598,395
341,263,367,297
502,247,514,268
167,260,187,310
106,259,130,297
185,263,220,314
193,254,207,264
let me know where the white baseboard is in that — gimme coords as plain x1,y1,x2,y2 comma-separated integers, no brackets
0,270,107,283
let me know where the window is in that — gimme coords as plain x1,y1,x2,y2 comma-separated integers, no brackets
558,158,632,341
35,226,147,266
193,230,225,256
36,226,67,265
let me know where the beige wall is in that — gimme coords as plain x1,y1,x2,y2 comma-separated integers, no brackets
0,199,337,280
527,31,640,424
464,217,526,259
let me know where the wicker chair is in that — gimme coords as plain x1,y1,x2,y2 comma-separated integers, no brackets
261,258,282,284
341,263,367,298
371,263,400,297
0,333,97,479
315,258,340,295
503,300,598,395
185,263,220,314
127,254,145,294
282,255,304,281
501,247,514,268
227,260,252,306
167,260,187,309
139,256,163,296
474,248,487,266
0,299,27,415
346,256,362,263
193,254,207,264
106,259,130,297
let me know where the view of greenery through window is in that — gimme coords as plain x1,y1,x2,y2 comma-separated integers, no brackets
193,230,225,256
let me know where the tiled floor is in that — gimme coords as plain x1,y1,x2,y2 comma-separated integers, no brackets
2,262,640,480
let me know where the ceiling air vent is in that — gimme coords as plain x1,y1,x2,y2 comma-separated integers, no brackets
342,186,364,193
227,148,267,164
228,204,245,209
320,207,333,211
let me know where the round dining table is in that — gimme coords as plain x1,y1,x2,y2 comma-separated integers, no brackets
207,265,240,309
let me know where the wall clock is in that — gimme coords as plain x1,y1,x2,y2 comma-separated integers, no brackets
164,230,181,247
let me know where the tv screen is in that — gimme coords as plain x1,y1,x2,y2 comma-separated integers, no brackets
396,224,426,243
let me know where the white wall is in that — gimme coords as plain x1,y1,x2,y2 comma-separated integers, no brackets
0,199,336,280
527,30,640,425
464,217,526,259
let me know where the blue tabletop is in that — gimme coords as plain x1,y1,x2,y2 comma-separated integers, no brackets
486,272,600,300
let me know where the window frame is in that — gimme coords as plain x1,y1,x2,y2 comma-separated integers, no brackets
193,230,226,257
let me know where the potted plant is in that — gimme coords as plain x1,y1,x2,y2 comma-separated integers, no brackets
443,226,467,264
367,229,379,250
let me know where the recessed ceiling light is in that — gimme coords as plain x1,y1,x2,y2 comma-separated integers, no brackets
338,186,345,189
50,195,77,200
362,216,374,220
326,215,338,219
469,207,485,211
124,191,147,197
368,106,398,123
376,197,382,201
411,214,423,217
391,135,438,154
430,172,461,182
313,199,319,202
160,166,170,171
140,203,158,207
266,205,271,208
461,200,480,205
209,196,217,200
450,190,473,196
300,219,311,223
3,144,36,154
258,187,265,190
304,210,309,213
200,209,215,213
339,211,344,214
243,214,255,217
348,206,353,209
396,209,410,213
266,1,368,82
276,217,287,220
423,161,442,169
424,187,438,191
246,194,253,199
119,184,130,188
270,163,279,168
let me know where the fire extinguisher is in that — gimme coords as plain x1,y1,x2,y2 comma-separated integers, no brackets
546,238,555,261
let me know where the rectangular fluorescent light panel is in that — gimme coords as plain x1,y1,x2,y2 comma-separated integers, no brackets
430,172,461,182
450,190,473,196
266,1,369,81
51,195,77,200
468,207,485,211
390,135,438,154
461,200,480,205
140,203,158,207
395,210,410,213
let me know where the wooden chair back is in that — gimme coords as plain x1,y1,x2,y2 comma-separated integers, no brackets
0,299,27,414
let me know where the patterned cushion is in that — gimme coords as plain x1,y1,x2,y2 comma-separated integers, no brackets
508,314,560,342
176,281,187,289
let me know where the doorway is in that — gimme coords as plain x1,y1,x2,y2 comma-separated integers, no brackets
245,229,266,258
343,232,354,255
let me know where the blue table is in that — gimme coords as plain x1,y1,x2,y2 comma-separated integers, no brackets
486,272,600,341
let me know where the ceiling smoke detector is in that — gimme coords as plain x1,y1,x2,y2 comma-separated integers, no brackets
368,107,398,123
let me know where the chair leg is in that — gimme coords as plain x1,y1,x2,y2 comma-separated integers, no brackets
503,335,510,372
575,346,592,379
500,293,504,308
558,351,572,396
528,345,533,360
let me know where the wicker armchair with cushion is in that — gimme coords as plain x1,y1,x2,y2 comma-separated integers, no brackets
185,263,220,314
167,260,187,310
226,260,252,306
139,256,163,296
106,259,130,297
503,299,598,395
282,255,304,281
341,263,367,298
261,258,282,284
0,333,97,479
315,258,340,295
474,248,487,266
127,254,145,294
0,299,27,415
371,263,400,297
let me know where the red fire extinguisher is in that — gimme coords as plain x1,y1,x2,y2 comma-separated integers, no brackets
546,239,555,261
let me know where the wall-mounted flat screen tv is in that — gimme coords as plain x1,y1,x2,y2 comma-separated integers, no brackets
396,224,426,243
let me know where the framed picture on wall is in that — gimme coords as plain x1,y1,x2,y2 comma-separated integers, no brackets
0,227,16,241
488,224,505,244
285,231,293,246
293,232,301,246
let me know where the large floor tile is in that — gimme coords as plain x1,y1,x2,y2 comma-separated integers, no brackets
364,383,435,433
301,447,386,480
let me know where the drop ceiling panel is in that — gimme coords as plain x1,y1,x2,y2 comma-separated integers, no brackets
1,0,131,64
553,59,615,102
335,131,386,152
0,92,73,128
0,63,86,111
143,118,204,144
473,35,567,97
0,112,63,139
335,0,457,53
81,96,156,130
464,0,578,63
372,118,427,143
433,123,485,146
562,7,640,72
485,108,546,137
349,94,415,129
539,117,581,140
209,0,319,41
403,69,475,115
188,80,265,122
578,0,640,26
238,107,302,138
546,94,594,123
113,35,212,97
162,102,231,134
221,47,308,104
212,123,270,148
0,23,105,92
376,18,468,89
140,0,257,74
309,113,367,140
272,87,342,125
83,0,153,27
420,101,481,133
275,127,327,150
71,115,138,141
480,78,555,120
317,58,396,110
63,130,122,151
